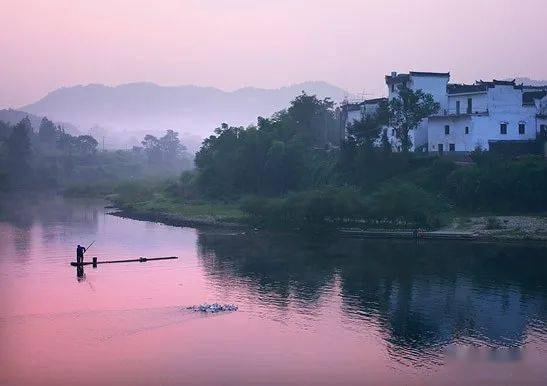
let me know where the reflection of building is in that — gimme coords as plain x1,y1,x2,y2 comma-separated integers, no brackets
340,71,547,153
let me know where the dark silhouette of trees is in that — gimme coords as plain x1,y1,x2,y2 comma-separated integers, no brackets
6,117,32,187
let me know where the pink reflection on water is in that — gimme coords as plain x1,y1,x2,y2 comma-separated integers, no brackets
0,198,545,385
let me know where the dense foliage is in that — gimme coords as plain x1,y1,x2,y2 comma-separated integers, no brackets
0,117,192,190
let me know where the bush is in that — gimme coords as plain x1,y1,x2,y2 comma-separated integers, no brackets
240,187,366,229
366,181,444,228
446,156,547,212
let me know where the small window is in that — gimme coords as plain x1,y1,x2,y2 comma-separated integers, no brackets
519,123,525,134
467,98,472,114
438,144,444,154
465,126,469,134
391,84,395,92
391,129,395,136
444,125,450,135
456,101,460,115
500,123,507,135
449,144,455,152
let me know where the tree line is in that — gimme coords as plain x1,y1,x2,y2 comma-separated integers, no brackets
0,117,191,190
174,86,547,229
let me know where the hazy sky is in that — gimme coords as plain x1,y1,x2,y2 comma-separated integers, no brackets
1,0,546,108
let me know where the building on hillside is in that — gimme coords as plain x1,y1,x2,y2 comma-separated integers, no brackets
385,71,450,151
429,80,547,153
339,97,387,139
339,71,547,154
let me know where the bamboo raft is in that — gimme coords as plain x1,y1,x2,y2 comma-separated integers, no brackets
70,256,178,267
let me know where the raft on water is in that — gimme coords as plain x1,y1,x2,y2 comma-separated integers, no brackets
70,256,178,267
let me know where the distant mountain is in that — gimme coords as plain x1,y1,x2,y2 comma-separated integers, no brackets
0,108,79,134
21,81,351,149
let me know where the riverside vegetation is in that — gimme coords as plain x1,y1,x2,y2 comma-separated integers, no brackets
3,89,547,235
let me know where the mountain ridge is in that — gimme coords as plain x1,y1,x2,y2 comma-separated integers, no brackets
20,80,351,150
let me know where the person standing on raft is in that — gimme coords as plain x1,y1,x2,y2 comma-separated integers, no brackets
76,245,86,264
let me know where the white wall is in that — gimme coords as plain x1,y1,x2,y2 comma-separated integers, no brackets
447,93,488,115
409,75,449,114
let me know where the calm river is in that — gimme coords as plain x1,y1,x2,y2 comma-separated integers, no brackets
0,195,546,385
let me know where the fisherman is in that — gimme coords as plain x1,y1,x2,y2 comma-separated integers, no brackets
76,244,86,264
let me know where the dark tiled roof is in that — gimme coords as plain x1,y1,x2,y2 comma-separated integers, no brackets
477,79,523,89
364,97,387,104
409,71,450,78
523,91,547,105
522,85,547,91
447,83,487,94
385,73,410,84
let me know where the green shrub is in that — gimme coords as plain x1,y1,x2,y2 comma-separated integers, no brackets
367,181,444,228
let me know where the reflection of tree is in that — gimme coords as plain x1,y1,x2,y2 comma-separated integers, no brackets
0,194,100,236
197,232,547,360
197,231,339,309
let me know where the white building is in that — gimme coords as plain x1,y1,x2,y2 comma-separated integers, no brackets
429,80,547,153
385,71,450,151
341,71,547,153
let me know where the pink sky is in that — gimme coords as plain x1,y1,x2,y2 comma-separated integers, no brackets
1,0,546,108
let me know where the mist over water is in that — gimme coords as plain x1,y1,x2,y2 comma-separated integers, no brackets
0,195,546,385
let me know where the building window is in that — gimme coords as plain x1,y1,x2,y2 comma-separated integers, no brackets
438,144,444,154
467,98,472,114
391,84,395,92
500,123,507,135
465,126,469,134
391,128,395,136
519,123,525,134
449,144,455,152
444,125,450,135
456,101,460,115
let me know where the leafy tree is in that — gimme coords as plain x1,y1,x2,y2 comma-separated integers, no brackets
389,86,439,152
38,117,57,145
159,129,186,162
0,121,12,141
346,99,389,151
141,134,161,163
75,135,99,155
6,117,32,186
287,92,337,146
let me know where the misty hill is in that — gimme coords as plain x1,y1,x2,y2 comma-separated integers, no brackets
0,108,79,134
21,81,351,142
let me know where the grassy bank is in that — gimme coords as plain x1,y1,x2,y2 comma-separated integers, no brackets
112,193,246,226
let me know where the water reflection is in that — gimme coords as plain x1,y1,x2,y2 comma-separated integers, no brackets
197,231,547,365
76,265,85,281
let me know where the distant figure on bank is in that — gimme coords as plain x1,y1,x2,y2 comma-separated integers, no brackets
76,244,86,264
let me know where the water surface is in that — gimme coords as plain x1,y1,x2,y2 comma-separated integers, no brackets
0,196,546,385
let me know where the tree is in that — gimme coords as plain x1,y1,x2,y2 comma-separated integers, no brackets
141,134,161,163
0,121,12,141
389,86,439,152
287,92,336,146
38,117,57,145
346,99,389,151
75,135,99,155
159,129,186,162
6,117,32,186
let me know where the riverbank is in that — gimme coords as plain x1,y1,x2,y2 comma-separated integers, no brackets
109,196,246,229
108,197,547,242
